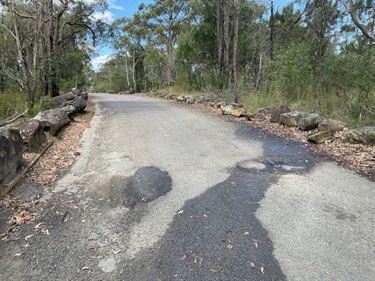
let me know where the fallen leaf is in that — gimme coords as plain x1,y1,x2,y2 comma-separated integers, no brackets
248,261,256,268
261,266,265,274
34,222,43,229
193,255,203,266
14,253,24,257
81,267,90,271
9,236,20,241
25,234,34,240
243,232,250,236
227,244,233,250
210,268,219,273
252,239,259,248
177,210,184,214
41,229,49,235
113,249,121,254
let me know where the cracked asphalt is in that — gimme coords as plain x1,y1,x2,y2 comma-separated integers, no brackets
0,93,374,281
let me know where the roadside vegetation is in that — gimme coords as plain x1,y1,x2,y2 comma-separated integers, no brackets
0,0,107,119
1,1,374,128
92,0,374,128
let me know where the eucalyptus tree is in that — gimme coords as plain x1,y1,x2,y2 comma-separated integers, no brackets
0,0,107,107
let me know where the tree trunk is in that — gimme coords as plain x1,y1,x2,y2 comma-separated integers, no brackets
216,0,224,84
255,53,263,89
343,0,375,41
269,1,275,61
223,0,231,88
232,0,240,103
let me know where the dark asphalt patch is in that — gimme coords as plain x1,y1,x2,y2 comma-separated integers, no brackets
123,166,172,208
118,167,287,281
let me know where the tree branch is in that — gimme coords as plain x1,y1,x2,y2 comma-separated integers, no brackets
342,0,375,41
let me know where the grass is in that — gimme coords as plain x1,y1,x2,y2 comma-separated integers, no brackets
167,81,374,129
0,90,27,120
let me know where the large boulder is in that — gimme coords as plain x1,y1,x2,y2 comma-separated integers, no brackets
0,128,23,184
298,113,323,131
51,93,86,113
347,127,375,145
318,119,347,132
10,120,46,152
33,108,71,136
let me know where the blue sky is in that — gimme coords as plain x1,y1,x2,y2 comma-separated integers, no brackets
92,0,154,70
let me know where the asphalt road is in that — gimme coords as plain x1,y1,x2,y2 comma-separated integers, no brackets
0,93,374,281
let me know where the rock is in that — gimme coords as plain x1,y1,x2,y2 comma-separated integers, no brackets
176,95,185,102
185,95,195,104
33,108,71,136
270,106,291,123
307,130,333,144
221,104,246,117
196,96,205,103
298,113,323,131
0,128,23,184
231,108,246,117
280,111,305,127
221,104,234,115
318,119,347,132
246,112,267,122
347,127,375,145
10,120,46,152
51,93,86,113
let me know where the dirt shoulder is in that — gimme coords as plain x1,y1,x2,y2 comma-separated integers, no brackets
191,102,375,182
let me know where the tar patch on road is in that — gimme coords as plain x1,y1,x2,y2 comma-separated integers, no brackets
123,166,172,208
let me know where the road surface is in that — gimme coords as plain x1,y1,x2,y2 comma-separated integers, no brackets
0,93,374,281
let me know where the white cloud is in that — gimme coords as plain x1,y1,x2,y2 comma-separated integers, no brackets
108,0,124,10
90,10,115,23
91,54,113,71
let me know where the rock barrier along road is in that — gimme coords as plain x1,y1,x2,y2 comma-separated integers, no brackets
1,93,374,281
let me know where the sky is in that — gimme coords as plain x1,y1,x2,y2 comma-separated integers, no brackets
91,0,154,70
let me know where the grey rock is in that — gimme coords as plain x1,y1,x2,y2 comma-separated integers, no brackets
10,120,46,152
318,119,347,132
0,128,23,184
298,113,323,131
280,111,305,127
176,95,185,102
33,108,71,136
347,127,375,145
185,95,195,104
270,106,291,123
247,112,267,122
307,130,333,144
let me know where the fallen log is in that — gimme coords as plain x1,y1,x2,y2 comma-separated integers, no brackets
0,139,55,199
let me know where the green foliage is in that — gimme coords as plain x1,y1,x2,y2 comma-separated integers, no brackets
0,90,27,120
